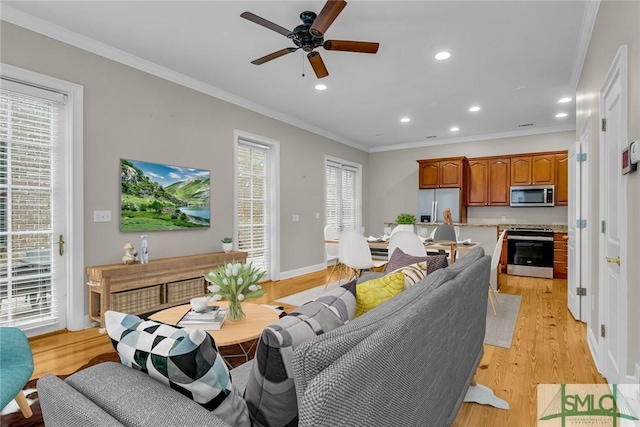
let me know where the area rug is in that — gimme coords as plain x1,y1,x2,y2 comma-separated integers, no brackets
484,293,522,349
276,282,521,349
274,280,343,306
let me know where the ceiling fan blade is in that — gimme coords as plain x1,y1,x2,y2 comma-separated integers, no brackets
323,40,379,54
251,48,298,65
309,0,347,37
241,12,293,38
307,52,329,79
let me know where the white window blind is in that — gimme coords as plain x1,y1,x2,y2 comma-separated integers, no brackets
237,141,270,279
0,83,59,329
326,160,358,232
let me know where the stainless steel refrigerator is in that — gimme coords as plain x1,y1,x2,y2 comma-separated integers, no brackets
417,188,461,223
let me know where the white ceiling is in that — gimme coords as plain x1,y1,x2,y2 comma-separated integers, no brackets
2,1,595,152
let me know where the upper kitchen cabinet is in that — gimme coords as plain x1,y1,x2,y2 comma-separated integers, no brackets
467,157,510,206
510,153,555,186
417,157,467,189
555,152,569,206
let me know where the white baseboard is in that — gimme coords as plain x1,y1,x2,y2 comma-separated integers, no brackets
587,326,601,374
279,263,327,280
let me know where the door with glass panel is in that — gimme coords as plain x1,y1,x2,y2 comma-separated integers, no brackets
0,80,68,334
236,141,271,280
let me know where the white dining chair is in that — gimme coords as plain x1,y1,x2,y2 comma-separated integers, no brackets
388,231,427,258
324,225,345,287
338,230,387,280
390,224,414,236
488,229,508,315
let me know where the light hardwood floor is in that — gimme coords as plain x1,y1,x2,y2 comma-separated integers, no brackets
28,269,604,426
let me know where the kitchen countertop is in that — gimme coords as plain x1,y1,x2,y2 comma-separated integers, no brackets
386,222,569,233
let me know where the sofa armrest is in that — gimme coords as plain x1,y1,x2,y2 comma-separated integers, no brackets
37,374,124,427
64,362,232,427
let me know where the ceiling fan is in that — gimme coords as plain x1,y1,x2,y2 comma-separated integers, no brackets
241,0,379,79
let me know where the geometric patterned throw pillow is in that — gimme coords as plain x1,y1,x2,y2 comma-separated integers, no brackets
244,301,346,427
314,278,357,321
105,310,249,427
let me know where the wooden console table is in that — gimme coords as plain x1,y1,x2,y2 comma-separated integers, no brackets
86,251,247,327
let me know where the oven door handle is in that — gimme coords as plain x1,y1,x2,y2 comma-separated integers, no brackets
507,235,553,241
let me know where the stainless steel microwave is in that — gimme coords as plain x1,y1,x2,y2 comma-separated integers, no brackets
510,185,555,207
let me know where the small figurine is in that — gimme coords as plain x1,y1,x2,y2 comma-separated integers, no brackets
140,235,149,264
122,243,136,265
443,208,454,226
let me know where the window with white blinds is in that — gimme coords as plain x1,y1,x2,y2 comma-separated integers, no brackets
0,82,62,329
237,141,270,279
326,159,360,232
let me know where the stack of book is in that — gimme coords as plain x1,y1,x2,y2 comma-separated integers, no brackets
177,306,227,330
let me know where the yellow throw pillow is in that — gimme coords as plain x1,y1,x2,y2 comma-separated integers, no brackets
355,272,405,317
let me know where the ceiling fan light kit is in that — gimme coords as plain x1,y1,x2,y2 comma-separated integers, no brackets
241,0,379,79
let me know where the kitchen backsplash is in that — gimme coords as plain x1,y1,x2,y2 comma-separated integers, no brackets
467,206,568,225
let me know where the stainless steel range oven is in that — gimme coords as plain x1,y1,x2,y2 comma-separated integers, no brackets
506,228,554,278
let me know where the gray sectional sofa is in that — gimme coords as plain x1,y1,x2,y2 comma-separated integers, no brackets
37,247,490,427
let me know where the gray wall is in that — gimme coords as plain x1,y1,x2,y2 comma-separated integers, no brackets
0,22,369,278
366,131,573,234
576,0,640,376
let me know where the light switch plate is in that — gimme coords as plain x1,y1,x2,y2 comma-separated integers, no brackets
94,210,112,222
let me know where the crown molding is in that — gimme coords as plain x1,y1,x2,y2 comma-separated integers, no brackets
569,0,600,90
0,5,368,152
369,124,577,153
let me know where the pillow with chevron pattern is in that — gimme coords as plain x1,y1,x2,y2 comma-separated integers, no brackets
105,310,249,427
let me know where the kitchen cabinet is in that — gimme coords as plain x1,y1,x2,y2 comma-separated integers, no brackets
555,152,569,206
510,153,555,186
467,157,510,206
417,157,466,189
553,233,568,279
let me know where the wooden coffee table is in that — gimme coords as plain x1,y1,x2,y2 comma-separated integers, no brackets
150,301,278,364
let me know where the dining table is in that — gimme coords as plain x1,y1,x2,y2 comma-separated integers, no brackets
325,239,482,265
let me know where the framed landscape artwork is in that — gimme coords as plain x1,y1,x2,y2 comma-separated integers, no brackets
120,159,210,231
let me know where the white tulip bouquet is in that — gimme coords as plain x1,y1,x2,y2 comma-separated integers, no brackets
204,260,266,321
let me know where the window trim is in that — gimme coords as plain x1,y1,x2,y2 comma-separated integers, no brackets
1,63,84,333
324,155,363,233
233,129,280,280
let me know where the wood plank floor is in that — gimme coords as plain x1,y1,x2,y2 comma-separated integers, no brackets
28,269,604,426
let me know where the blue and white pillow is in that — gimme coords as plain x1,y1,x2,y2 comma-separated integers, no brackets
105,310,249,427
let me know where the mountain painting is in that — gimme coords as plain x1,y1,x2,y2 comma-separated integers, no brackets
120,159,210,231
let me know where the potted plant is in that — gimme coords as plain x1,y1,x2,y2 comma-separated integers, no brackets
394,213,416,234
221,237,233,253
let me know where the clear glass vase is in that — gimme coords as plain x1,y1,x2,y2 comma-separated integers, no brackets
227,300,245,322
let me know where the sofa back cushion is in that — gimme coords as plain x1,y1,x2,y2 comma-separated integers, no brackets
105,311,249,427
244,301,347,427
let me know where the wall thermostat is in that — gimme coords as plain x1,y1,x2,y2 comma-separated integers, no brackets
622,141,638,175
630,140,639,165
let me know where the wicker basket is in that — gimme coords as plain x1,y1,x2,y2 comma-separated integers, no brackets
111,285,162,313
166,278,206,303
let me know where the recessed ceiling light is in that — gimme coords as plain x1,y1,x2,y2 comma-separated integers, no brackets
555,113,568,118
468,106,481,112
400,117,411,123
450,127,460,132
435,51,451,61
558,97,572,103
315,84,327,91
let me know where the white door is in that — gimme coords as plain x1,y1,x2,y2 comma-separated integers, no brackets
0,79,68,335
567,141,581,320
598,46,628,383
